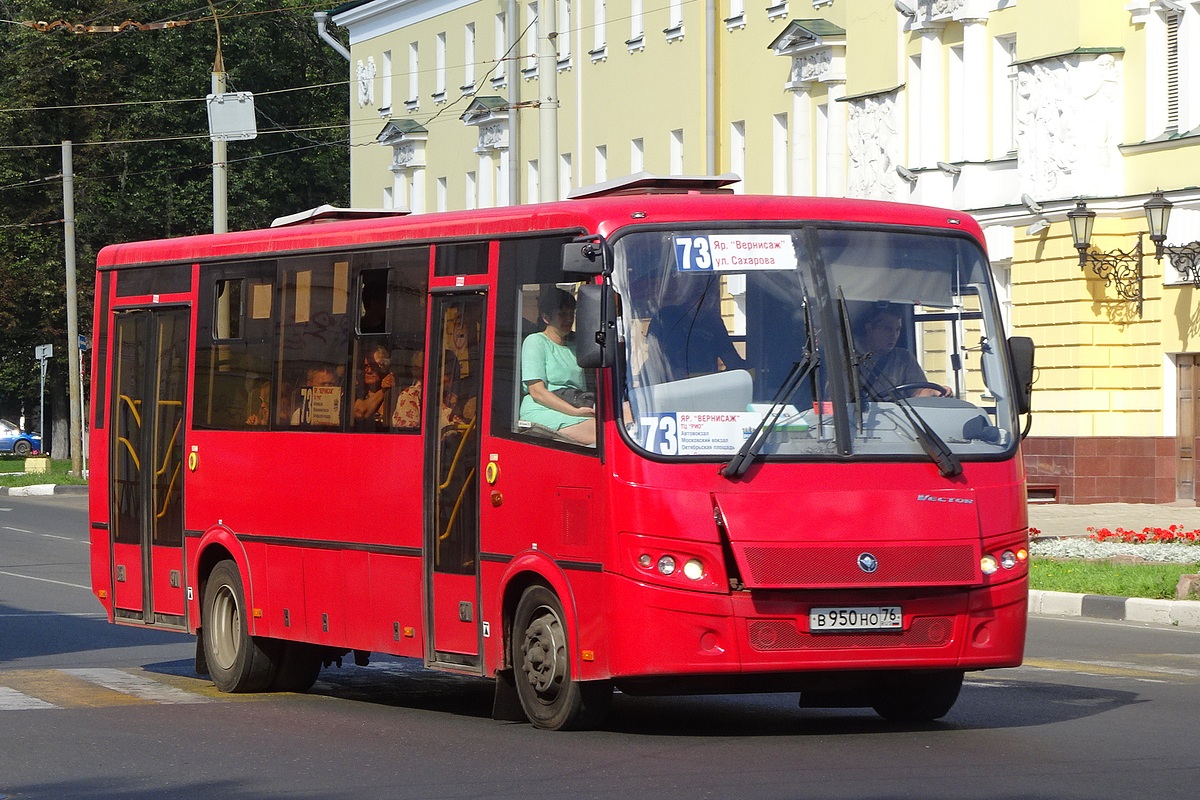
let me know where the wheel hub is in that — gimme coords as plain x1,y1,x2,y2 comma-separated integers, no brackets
521,607,565,700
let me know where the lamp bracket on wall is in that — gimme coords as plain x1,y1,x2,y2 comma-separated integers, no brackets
1081,233,1144,317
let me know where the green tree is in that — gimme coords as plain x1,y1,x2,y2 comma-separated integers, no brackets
0,1,349,447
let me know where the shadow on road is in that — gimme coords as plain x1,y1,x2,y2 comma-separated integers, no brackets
0,601,186,664
140,655,1143,737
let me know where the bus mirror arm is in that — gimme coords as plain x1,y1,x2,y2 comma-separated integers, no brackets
562,235,610,276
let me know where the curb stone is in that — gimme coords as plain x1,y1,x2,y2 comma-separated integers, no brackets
1030,589,1200,629
0,483,88,497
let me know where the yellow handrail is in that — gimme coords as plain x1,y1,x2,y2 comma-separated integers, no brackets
156,460,181,521
437,415,477,492
118,394,142,427
116,437,140,470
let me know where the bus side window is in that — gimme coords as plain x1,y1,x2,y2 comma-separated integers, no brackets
193,264,276,430
278,256,350,429
351,248,429,433
494,235,597,448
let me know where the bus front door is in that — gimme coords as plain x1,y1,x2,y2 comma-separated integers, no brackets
425,293,484,669
108,307,190,629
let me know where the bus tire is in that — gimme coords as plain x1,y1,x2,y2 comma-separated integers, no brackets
513,585,611,731
269,642,323,693
871,670,963,723
202,560,279,693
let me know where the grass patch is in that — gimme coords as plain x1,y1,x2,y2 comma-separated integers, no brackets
1031,558,1200,600
0,457,87,487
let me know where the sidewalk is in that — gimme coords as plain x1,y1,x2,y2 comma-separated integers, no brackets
1028,500,1200,539
1028,500,1200,630
0,483,87,496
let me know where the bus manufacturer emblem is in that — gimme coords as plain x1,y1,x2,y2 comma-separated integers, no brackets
857,553,879,574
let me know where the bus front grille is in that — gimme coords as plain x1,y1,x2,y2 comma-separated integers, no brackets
736,543,978,588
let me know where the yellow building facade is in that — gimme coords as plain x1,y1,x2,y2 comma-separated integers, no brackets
328,0,1200,504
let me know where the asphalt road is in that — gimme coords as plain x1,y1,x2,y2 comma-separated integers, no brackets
2,494,1200,799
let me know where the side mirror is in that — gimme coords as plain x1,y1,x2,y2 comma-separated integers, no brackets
1008,336,1034,416
562,238,607,276
575,283,617,369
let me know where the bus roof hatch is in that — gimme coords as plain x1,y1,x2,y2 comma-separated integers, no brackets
567,172,741,200
270,204,411,227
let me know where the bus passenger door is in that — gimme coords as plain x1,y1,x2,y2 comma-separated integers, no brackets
109,307,190,629
425,293,484,669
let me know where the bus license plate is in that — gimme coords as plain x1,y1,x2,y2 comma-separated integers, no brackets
809,606,902,632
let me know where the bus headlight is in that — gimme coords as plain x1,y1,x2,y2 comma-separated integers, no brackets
980,554,999,575
1000,550,1018,570
657,555,677,576
619,532,729,594
682,559,704,581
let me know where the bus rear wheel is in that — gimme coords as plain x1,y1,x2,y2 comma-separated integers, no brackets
871,670,964,722
202,560,279,693
513,585,611,731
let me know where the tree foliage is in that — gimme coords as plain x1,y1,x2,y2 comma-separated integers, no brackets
0,1,349,434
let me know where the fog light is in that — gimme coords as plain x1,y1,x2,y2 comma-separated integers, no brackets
682,559,704,580
980,554,999,575
638,554,652,569
657,555,677,576
1000,550,1017,570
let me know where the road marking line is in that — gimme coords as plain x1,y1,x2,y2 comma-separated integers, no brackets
2,526,33,533
63,668,212,704
40,534,80,541
0,669,151,708
0,685,59,710
0,570,90,590
1022,657,1200,680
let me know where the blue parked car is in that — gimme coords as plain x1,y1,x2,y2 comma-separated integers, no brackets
0,418,41,456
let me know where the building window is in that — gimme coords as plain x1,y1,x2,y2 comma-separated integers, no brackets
559,152,573,199
628,0,644,51
524,3,539,80
527,159,540,202
666,0,684,40
437,177,448,212
494,13,508,86
726,0,746,30
466,171,478,210
591,0,607,60
772,113,788,195
434,32,447,103
669,129,684,174
1167,10,1181,132
558,0,572,68
407,42,419,110
631,137,644,172
464,23,476,93
992,35,1016,157
380,50,392,113
730,120,745,194
595,144,608,182
948,45,964,162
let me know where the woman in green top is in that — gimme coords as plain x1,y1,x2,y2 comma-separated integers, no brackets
520,288,596,445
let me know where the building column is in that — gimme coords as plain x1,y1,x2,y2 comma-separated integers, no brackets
961,18,988,163
791,88,812,195
918,23,945,167
825,82,847,198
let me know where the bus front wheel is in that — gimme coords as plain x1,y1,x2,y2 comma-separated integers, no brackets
871,670,963,722
202,560,279,693
512,585,611,731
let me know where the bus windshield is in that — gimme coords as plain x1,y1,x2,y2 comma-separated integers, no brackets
612,225,1019,464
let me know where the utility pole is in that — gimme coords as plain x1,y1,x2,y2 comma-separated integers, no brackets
537,0,559,201
212,46,228,233
62,141,82,473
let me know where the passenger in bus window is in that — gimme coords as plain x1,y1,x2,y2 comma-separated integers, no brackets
391,353,423,429
520,288,597,446
245,381,271,427
439,351,476,434
857,304,950,399
644,275,746,383
353,344,395,429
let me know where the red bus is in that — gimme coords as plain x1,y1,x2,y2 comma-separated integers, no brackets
88,175,1035,730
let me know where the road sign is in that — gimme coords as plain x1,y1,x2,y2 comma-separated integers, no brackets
35,343,53,360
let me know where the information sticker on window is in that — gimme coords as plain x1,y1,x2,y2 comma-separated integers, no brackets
639,412,760,456
674,235,797,272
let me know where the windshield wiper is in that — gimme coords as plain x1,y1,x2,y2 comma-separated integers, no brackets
856,361,963,479
722,299,819,479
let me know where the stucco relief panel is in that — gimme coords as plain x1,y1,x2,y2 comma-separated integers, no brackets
1016,54,1122,199
847,93,902,201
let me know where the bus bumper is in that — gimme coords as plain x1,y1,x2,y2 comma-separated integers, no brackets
603,573,1026,681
